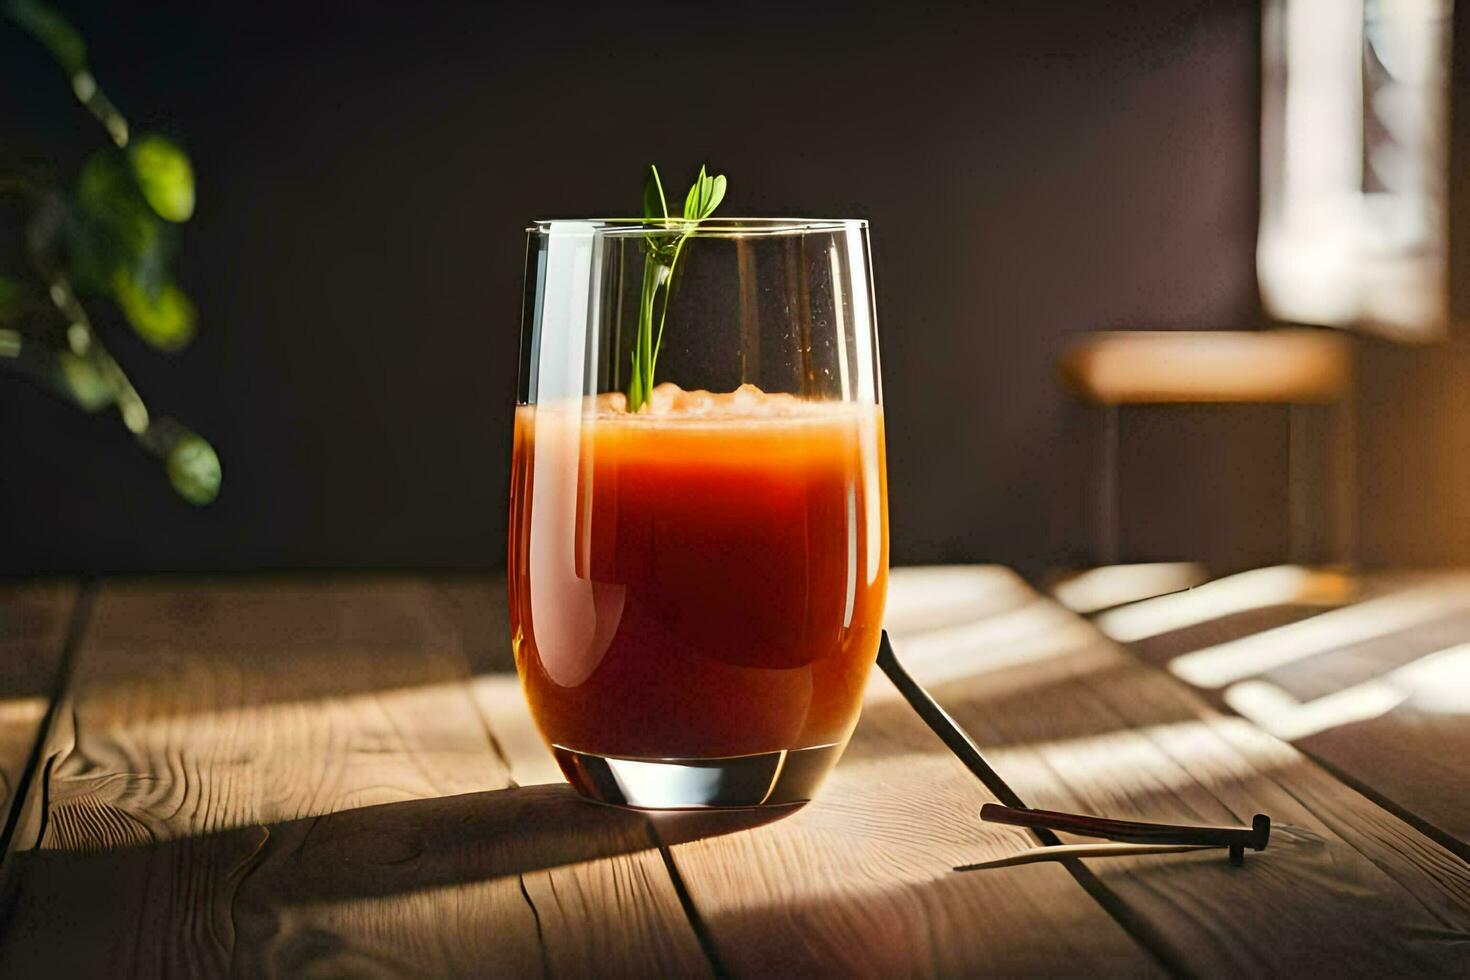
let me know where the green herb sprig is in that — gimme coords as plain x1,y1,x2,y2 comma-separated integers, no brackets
626,164,726,412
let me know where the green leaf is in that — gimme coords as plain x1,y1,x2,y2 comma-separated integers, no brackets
68,149,173,298
642,165,667,221
66,148,196,349
56,351,114,411
166,432,221,505
703,174,727,218
111,272,196,350
128,135,195,222
681,165,727,221
3,0,86,75
682,166,706,220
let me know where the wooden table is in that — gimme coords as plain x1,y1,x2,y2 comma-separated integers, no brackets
0,568,1466,976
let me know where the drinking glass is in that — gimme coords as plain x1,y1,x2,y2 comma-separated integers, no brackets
509,218,888,809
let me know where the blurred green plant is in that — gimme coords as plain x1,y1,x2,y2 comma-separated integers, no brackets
0,0,220,504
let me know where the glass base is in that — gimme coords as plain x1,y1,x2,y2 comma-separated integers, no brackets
552,742,844,809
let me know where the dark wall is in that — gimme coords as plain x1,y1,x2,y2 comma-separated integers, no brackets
1357,338,1470,566
0,0,1260,575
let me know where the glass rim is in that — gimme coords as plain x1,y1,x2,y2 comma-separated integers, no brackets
526,217,867,238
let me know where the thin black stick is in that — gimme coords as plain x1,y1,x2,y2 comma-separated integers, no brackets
875,631,1059,845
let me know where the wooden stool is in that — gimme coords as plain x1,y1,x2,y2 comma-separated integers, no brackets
1058,329,1354,569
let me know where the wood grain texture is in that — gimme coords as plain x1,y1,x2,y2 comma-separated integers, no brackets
900,566,1470,976
0,582,76,828
0,578,708,977
1116,569,1470,858
7,569,1464,976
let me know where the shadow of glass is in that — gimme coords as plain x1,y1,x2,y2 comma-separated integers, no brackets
7,781,799,911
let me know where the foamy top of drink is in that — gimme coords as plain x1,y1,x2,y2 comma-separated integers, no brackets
524,383,878,423
608,383,808,417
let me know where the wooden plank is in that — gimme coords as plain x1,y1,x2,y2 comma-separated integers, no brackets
903,566,1470,976
0,581,77,831
1111,568,1470,858
467,560,1160,977
0,578,708,977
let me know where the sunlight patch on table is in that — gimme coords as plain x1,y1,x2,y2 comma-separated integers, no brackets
1094,566,1351,643
884,566,1032,635
886,599,1097,684
1223,643,1470,740
40,678,508,848
469,674,562,785
1052,563,1208,615
986,717,1298,802
1171,574,1470,689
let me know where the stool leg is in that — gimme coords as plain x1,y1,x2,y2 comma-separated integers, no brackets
1286,398,1357,567
1099,404,1120,566
1289,403,1307,564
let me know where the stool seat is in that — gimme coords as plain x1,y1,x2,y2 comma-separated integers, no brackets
1059,329,1351,405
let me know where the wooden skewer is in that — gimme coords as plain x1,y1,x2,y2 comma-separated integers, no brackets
981,804,1272,865
877,631,1273,867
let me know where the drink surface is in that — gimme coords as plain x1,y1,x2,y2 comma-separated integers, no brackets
509,386,889,759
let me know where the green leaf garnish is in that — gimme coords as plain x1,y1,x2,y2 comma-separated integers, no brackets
642,164,668,221
682,165,726,221
626,162,726,411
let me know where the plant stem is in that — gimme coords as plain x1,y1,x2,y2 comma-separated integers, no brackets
3,0,129,147
627,230,686,411
650,237,686,382
44,273,150,433
624,166,725,410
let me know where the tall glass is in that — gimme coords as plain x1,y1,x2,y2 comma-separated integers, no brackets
509,218,887,809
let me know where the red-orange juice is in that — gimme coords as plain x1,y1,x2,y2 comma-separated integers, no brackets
509,386,888,763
